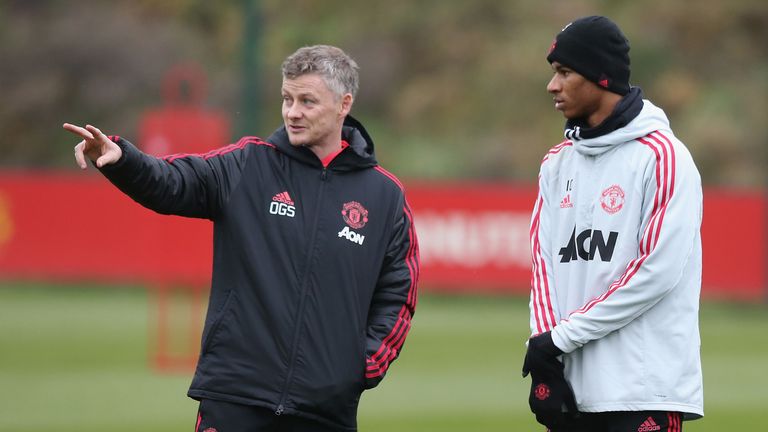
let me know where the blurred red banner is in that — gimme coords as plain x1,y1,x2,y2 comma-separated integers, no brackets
0,172,764,300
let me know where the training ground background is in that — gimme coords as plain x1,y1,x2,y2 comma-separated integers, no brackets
1,282,765,431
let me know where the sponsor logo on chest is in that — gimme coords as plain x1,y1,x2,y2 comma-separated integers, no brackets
338,201,368,246
559,227,618,263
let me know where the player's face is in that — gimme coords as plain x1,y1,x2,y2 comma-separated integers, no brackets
546,62,604,126
281,74,351,151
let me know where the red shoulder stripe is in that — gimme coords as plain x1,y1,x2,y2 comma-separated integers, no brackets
365,166,419,379
567,132,676,318
542,140,572,163
373,165,405,190
162,137,275,163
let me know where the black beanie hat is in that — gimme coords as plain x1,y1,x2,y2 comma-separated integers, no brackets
547,16,631,95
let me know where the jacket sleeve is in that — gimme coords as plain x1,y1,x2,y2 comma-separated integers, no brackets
364,193,419,389
98,136,253,220
529,168,561,336
551,135,703,353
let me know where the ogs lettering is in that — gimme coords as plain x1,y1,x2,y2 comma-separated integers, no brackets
269,201,295,218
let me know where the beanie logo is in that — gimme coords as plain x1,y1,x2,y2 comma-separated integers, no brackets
548,39,557,55
598,74,610,89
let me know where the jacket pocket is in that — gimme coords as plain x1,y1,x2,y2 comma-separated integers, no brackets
200,290,236,354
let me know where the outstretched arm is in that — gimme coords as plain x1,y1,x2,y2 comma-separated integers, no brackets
64,123,123,169
62,122,253,219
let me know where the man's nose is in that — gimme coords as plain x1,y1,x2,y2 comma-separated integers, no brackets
546,75,560,93
286,103,302,119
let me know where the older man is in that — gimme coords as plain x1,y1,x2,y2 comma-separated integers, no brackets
65,45,419,432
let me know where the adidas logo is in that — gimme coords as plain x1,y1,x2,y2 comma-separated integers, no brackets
272,191,294,206
637,416,661,432
269,191,296,218
560,194,574,208
598,74,610,89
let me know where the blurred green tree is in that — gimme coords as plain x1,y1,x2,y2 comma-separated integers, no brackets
0,0,765,186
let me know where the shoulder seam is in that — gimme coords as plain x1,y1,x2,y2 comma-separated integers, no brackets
541,140,572,164
373,165,405,191
162,137,275,163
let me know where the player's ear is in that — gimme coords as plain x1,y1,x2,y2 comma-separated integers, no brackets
339,93,353,117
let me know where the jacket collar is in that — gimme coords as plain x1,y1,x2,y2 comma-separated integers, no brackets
564,86,644,141
266,115,378,171
570,91,672,157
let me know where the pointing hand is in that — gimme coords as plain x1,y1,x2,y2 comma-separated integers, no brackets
63,123,123,169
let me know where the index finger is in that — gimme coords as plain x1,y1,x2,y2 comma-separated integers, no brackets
62,123,95,141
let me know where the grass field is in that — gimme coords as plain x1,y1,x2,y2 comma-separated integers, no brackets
0,282,766,431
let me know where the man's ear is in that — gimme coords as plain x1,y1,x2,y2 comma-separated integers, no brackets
339,93,353,117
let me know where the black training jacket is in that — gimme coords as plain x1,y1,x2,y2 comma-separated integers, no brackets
99,116,419,430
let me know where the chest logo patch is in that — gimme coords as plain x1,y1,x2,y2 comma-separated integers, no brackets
560,194,574,209
269,191,296,218
341,201,369,229
600,185,625,214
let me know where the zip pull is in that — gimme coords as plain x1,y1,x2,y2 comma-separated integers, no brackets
321,168,328,180
275,404,284,415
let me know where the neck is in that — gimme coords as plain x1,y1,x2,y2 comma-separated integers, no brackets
587,92,623,128
308,140,343,161
307,125,345,161
563,87,644,141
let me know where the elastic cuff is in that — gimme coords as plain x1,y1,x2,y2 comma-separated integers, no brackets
551,327,577,354
97,137,132,172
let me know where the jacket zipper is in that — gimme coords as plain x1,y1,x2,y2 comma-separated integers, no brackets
275,167,328,415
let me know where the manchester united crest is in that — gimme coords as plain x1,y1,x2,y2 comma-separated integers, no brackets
534,383,551,400
342,201,369,229
600,184,625,214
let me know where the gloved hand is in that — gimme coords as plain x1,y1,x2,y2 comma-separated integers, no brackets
522,331,579,428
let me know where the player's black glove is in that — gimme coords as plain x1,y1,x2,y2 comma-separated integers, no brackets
522,331,579,428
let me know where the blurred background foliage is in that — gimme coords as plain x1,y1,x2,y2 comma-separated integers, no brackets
1,0,765,185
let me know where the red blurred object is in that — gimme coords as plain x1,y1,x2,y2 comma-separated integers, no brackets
139,63,230,156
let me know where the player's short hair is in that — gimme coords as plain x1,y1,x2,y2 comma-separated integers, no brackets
282,45,359,99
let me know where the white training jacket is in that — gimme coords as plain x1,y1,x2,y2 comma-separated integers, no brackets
529,100,703,418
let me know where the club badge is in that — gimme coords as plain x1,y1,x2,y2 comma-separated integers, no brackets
534,383,551,400
600,184,625,214
341,201,368,229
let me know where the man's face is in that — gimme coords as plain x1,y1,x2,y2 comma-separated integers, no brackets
281,74,351,149
546,62,603,122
